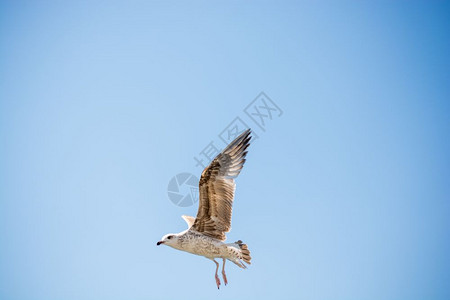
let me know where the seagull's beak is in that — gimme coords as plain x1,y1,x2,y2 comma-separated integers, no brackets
156,241,164,246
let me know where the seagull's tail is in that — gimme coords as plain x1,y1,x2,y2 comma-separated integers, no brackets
226,240,252,269
235,240,252,266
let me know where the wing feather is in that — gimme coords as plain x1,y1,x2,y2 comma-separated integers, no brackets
191,129,252,241
181,215,195,228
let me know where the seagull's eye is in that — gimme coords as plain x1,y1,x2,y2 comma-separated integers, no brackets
168,236,173,240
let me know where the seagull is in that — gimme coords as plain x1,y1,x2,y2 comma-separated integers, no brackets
157,129,252,289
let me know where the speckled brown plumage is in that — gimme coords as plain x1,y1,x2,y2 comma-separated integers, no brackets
157,129,253,289
192,129,251,241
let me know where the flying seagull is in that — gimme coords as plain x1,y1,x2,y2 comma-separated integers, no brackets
157,129,252,289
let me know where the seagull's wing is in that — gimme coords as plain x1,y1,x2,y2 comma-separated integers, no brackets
191,129,252,241
181,215,195,228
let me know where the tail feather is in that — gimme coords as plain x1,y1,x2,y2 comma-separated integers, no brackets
235,240,251,265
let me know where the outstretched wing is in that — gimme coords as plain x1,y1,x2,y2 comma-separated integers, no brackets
181,215,195,228
191,129,252,241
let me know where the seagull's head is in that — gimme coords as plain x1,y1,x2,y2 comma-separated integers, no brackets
156,233,179,247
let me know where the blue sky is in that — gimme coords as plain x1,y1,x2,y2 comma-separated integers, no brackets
1,1,449,299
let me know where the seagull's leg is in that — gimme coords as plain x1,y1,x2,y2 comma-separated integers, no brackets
222,258,228,285
213,259,221,289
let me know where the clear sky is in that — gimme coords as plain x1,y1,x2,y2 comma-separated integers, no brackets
1,1,449,299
